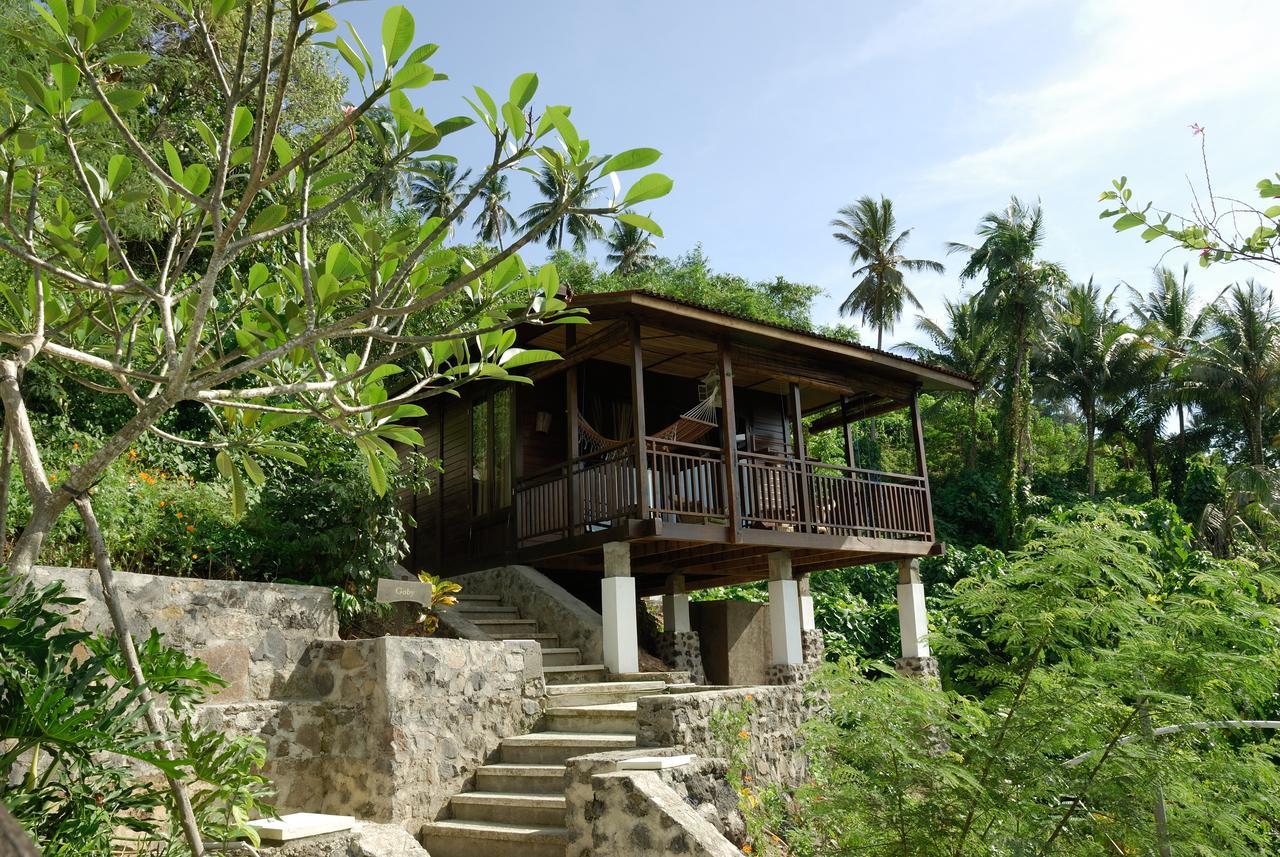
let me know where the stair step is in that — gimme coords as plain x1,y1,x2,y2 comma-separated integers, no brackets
421,820,568,857
449,603,522,616
474,763,566,794
539,647,582,667
544,680,666,706
454,594,502,602
501,731,636,764
542,664,606,685
610,670,693,685
449,791,566,826
544,702,638,735
469,618,540,636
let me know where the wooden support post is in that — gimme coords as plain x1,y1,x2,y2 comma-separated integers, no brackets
790,382,813,531
630,320,649,520
663,573,690,633
909,388,934,539
717,340,741,542
768,551,803,666
565,327,579,537
840,395,856,468
603,541,639,674
897,558,930,659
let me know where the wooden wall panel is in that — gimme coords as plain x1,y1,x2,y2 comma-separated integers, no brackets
440,399,471,565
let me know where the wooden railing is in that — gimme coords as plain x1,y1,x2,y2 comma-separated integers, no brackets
515,443,933,546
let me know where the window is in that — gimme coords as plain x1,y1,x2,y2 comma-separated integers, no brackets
472,388,513,515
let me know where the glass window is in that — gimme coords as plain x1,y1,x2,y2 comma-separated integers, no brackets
471,388,513,515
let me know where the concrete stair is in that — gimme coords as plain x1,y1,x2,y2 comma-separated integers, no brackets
422,592,675,857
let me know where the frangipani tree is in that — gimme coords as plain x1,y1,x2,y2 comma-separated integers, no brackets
0,0,669,849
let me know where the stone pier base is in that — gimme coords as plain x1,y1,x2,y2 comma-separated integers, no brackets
801,629,825,667
658,630,706,685
766,663,809,685
894,655,940,682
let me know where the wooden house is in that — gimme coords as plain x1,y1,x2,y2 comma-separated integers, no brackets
400,290,974,675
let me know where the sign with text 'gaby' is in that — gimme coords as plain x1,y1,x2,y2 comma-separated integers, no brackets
376,578,435,607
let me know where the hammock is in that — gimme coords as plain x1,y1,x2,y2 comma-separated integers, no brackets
578,390,720,454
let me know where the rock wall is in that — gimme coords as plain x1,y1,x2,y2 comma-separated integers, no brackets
456,564,603,662
28,566,338,702
635,685,815,787
201,636,545,832
564,750,743,857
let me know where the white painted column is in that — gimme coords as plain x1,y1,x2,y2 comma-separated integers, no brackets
602,541,639,674
662,574,691,634
896,559,930,659
767,551,803,666
797,572,816,632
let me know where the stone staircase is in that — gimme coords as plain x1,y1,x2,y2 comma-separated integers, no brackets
421,593,684,857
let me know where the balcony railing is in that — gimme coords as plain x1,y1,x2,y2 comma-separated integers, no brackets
514,437,933,546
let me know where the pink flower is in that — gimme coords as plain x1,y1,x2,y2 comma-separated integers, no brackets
1190,123,1204,135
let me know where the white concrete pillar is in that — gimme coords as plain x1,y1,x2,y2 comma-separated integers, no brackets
767,551,803,666
602,542,639,674
662,574,691,634
896,559,930,659
797,572,816,632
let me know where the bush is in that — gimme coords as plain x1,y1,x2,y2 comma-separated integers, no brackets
0,574,272,855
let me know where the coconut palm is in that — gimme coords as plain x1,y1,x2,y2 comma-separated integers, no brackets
1041,279,1146,496
1188,279,1280,466
520,155,606,252
1128,264,1207,500
606,221,658,275
831,196,944,351
949,197,1067,544
355,106,405,209
898,293,1001,468
409,161,474,228
472,174,517,250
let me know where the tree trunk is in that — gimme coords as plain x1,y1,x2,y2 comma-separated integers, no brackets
868,326,884,443
967,393,979,470
1170,402,1187,504
0,424,11,560
74,495,206,856
1145,441,1161,499
1085,408,1096,497
997,311,1029,547
1248,407,1265,467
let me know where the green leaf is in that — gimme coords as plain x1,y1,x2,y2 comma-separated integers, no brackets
107,154,132,189
92,4,133,46
391,63,433,90
163,140,183,181
509,72,538,109
380,5,414,66
15,70,49,112
599,148,661,176
182,163,211,195
435,115,475,137
547,107,579,150
50,63,80,100
334,36,366,81
1112,213,1145,232
405,43,438,65
499,348,561,370
249,204,288,233
473,86,498,120
215,449,235,480
617,212,663,237
621,173,673,207
310,10,337,33
1264,205,1280,219
248,262,269,291
501,102,526,139
241,454,266,487
230,105,254,145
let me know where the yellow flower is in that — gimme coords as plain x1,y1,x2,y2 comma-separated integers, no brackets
72,442,78,450
742,845,752,854
738,730,750,739
48,473,57,482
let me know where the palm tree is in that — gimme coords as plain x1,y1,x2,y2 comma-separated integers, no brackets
898,293,1001,468
1041,279,1145,496
355,106,406,209
1188,279,1280,466
410,161,474,228
472,174,516,250
606,221,658,275
831,196,944,351
1129,264,1206,500
520,156,606,252
949,197,1067,545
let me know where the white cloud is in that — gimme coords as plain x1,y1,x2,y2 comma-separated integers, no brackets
920,0,1280,200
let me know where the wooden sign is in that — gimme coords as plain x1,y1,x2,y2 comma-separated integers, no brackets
376,578,435,607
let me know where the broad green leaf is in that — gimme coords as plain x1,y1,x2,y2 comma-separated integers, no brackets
622,173,673,207
599,148,661,176
182,163,211,195
102,50,149,67
473,86,498,120
310,10,336,33
50,63,80,100
248,203,288,233
391,63,433,90
380,5,415,66
15,70,49,112
1112,213,1145,232
499,348,561,369
241,454,266,486
230,105,254,145
435,115,475,137
334,36,366,81
92,4,133,46
405,43,438,65
107,154,131,189
215,449,235,480
501,102,526,140
536,262,559,295
248,262,269,291
163,140,183,181
509,72,538,109
617,212,663,237
547,107,579,150
366,363,403,384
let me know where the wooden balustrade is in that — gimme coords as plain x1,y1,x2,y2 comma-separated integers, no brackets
515,442,933,546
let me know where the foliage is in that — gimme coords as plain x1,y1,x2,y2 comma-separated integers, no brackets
1099,132,1279,269
741,506,1280,855
411,571,461,634
0,574,272,855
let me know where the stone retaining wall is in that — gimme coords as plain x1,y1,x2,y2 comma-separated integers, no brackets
28,566,337,702
200,636,545,832
636,685,816,787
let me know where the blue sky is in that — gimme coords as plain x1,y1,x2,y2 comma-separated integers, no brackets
334,0,1280,345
